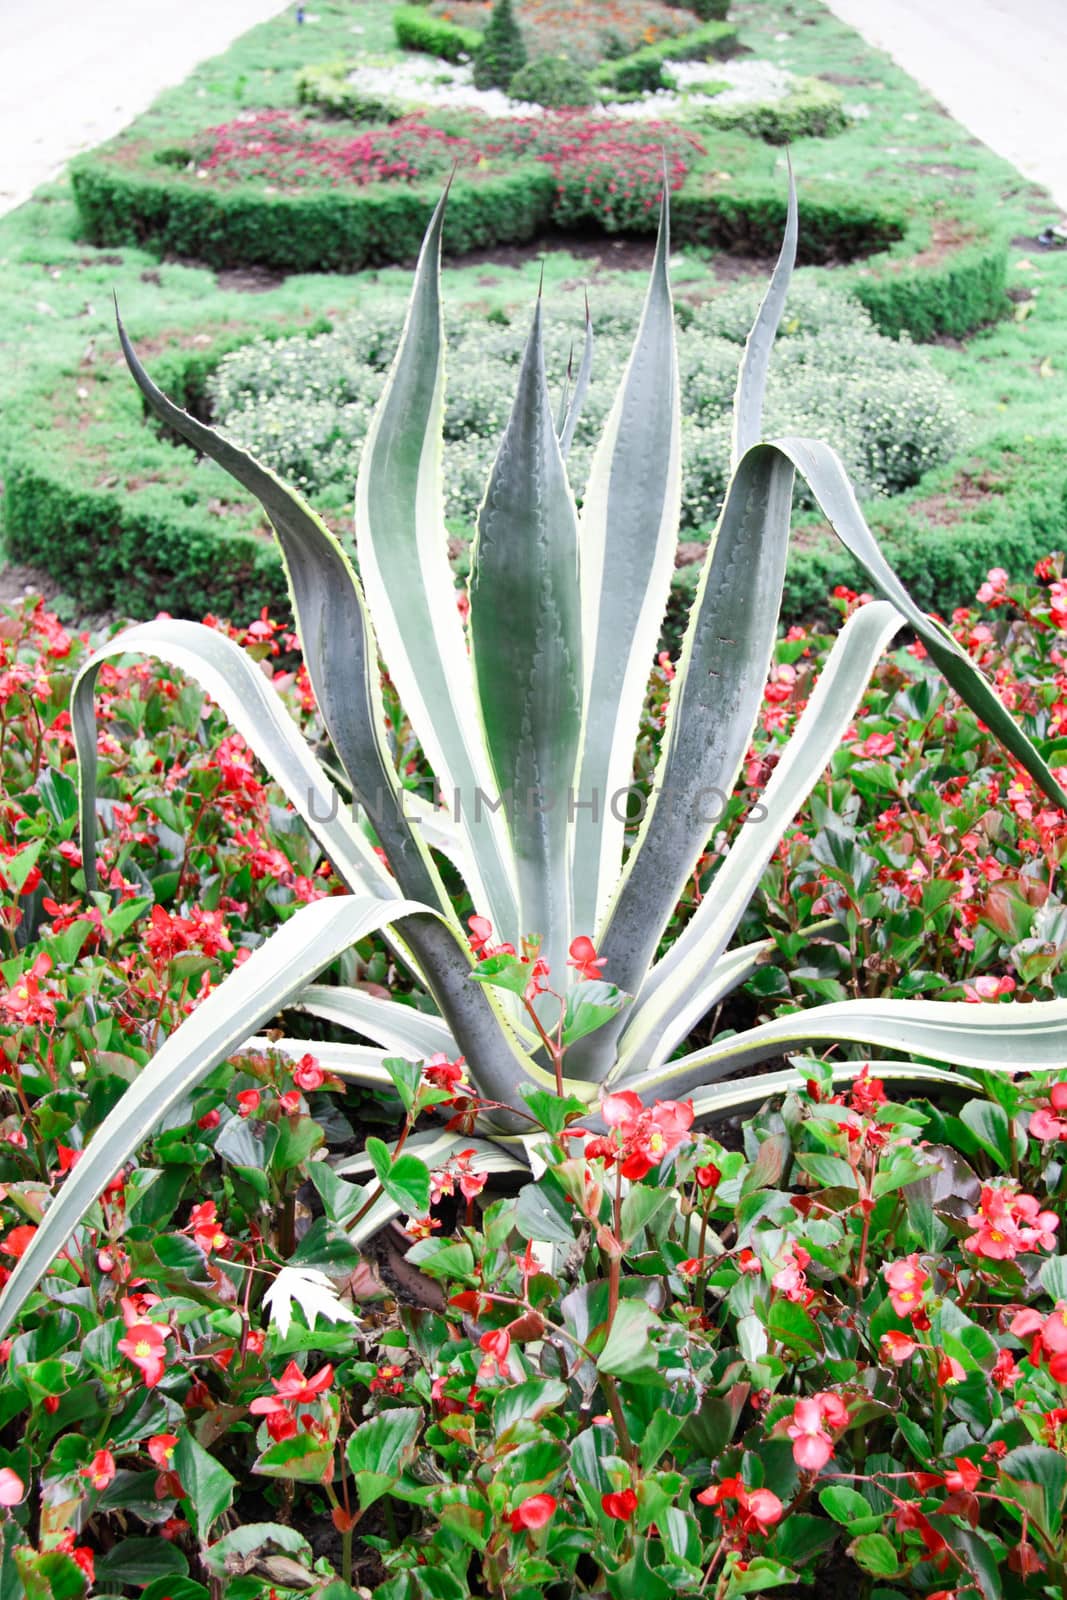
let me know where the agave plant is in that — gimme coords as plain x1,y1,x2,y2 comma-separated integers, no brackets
5,180,1067,1338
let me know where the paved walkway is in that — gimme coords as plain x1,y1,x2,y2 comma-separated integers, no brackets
823,0,1067,213
0,0,290,217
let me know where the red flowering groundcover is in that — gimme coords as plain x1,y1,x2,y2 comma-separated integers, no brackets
183,110,702,229
6,565,1067,1592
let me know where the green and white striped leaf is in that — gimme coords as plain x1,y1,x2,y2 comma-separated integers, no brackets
117,313,537,1109
116,311,451,922
247,1036,397,1089
570,444,794,1082
779,434,1067,811
620,994,1067,1106
684,1059,965,1124
0,894,430,1341
296,983,459,1060
355,191,519,941
732,166,798,466
557,294,594,459
571,189,682,940
71,619,396,902
469,297,583,989
615,600,905,1079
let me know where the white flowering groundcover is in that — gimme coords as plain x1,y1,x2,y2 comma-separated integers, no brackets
346,51,801,122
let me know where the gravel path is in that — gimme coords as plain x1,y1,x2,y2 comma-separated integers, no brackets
822,0,1067,212
0,0,292,217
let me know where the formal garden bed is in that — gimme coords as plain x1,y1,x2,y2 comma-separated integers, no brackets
6,3,1067,1596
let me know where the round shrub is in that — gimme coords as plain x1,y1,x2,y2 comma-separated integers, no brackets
209,277,965,533
471,0,526,90
508,54,596,108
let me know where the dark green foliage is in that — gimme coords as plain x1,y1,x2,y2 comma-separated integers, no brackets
472,0,527,90
393,4,482,62
662,435,1067,651
672,178,908,264
853,233,1009,339
674,0,730,17
695,77,849,143
590,20,738,93
69,142,1005,343
3,455,291,620
69,158,558,273
509,54,595,107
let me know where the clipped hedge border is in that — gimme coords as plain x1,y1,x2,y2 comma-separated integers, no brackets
590,21,739,93
664,435,1067,646
393,6,482,62
691,77,849,144
70,160,560,275
69,153,1007,343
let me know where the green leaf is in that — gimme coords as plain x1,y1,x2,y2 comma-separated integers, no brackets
561,981,629,1047
354,186,519,943
999,1444,1067,1538
254,1428,334,1484
639,1408,690,1472
770,1513,836,1565
365,1137,431,1217
13,1549,88,1600
519,1087,589,1135
592,444,796,1044
819,1485,882,1534
141,1580,209,1600
433,1485,491,1550
94,1539,188,1587
347,1407,422,1509
2,840,43,895
959,1099,1016,1168
722,1556,794,1597
1040,1255,1067,1300
794,1153,857,1191
613,601,906,1084
571,187,681,944
404,1239,476,1282
0,896,432,1342
740,1133,791,1195
513,1176,578,1246
619,1184,674,1246
469,952,533,997
598,1300,660,1378
733,167,798,464
201,1525,311,1581
383,1056,423,1114
174,1431,235,1540
848,1533,899,1578
767,1298,822,1356
493,1378,568,1439
302,1167,370,1229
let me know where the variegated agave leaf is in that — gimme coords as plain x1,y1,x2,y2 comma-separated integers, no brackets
8,174,1067,1348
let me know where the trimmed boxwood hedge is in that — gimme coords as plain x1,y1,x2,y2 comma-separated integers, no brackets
69,150,1007,344
393,6,482,62
589,22,739,93
69,160,560,276
692,77,848,143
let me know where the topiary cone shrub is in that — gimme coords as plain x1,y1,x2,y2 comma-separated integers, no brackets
472,0,527,90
